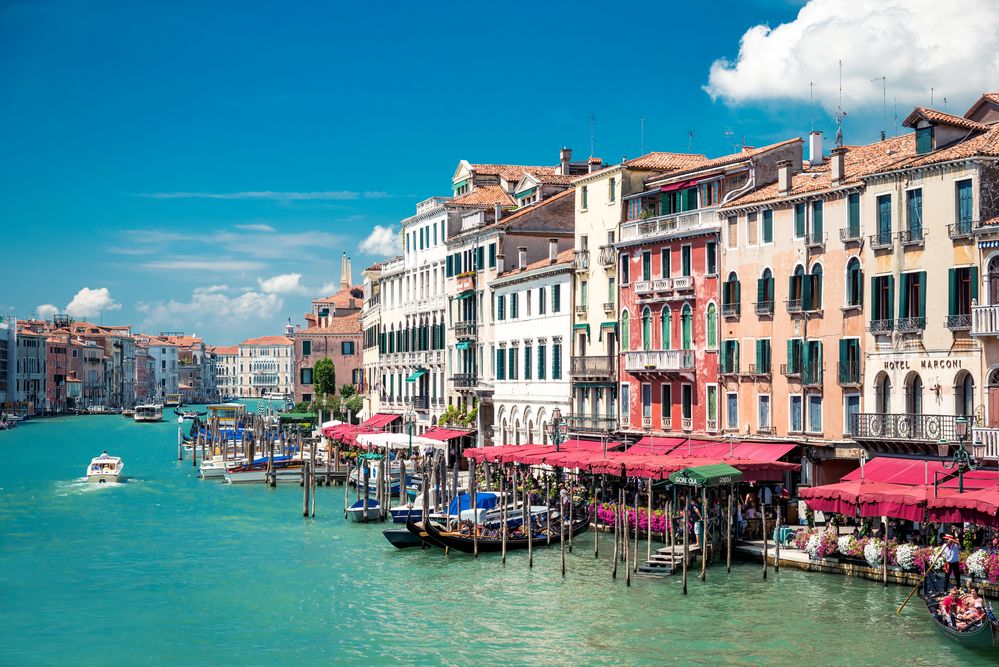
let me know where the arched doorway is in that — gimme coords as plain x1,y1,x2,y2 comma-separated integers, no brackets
905,372,923,415
988,368,999,427
875,372,891,414
989,255,999,305
955,371,974,417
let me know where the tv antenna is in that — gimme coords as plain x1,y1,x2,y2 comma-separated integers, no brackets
834,60,847,148
809,82,815,131
588,114,596,157
640,117,645,155
871,75,886,141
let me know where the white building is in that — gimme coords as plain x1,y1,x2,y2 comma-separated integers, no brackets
212,346,239,399
491,243,574,446
238,335,293,398
145,338,178,401
0,316,16,409
360,262,383,420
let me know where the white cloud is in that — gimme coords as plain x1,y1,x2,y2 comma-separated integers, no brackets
235,223,276,232
705,0,999,111
142,258,266,272
137,286,284,331
65,287,121,319
137,191,394,201
318,282,339,295
359,225,398,256
36,304,59,320
257,273,310,295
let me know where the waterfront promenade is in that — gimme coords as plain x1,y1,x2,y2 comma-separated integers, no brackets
0,412,994,666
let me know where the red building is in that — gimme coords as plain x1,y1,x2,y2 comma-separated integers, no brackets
616,141,801,437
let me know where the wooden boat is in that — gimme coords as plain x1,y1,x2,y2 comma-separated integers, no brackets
383,528,424,549
417,512,590,554
346,499,381,523
926,597,999,650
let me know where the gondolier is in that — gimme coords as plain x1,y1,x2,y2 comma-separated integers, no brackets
941,534,961,590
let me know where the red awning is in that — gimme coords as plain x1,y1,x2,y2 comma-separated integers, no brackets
359,413,401,430
659,178,699,193
422,427,473,442
625,437,688,455
842,456,999,489
927,487,999,527
726,441,797,462
671,440,735,458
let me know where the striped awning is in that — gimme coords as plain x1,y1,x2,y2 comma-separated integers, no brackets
979,240,999,248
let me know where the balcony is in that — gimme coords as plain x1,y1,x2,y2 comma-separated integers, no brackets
972,305,999,336
570,355,616,379
972,427,999,460
786,299,803,315
840,226,861,243
574,250,590,273
945,314,972,332
635,280,654,296
566,415,618,434
719,362,739,377
454,320,477,340
850,413,965,444
802,363,823,387
661,417,672,431
641,416,653,429
706,418,718,432
899,228,924,249
896,317,925,334
755,301,774,317
603,302,615,313
574,305,587,316
780,363,801,378
948,220,974,240
747,364,771,377
806,231,826,251
672,276,694,291
653,278,671,292
597,245,616,268
624,349,695,373
412,396,429,410
619,210,718,243
870,232,894,251
721,303,740,318
451,373,477,388
868,319,895,335
837,361,862,387
681,417,693,431
456,273,475,294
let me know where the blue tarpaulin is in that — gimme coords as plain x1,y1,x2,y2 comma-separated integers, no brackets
447,492,499,515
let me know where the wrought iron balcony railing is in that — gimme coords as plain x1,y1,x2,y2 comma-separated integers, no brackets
899,228,924,247
574,250,590,273
870,232,894,250
850,413,964,443
566,415,618,433
896,317,925,334
722,303,740,318
840,226,861,242
412,396,429,410
948,220,973,239
868,319,894,334
624,349,695,373
451,373,477,388
786,299,803,314
946,314,972,332
755,301,774,316
780,363,801,378
453,320,478,339
597,245,616,268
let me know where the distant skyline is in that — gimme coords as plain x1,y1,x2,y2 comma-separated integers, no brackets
4,0,997,343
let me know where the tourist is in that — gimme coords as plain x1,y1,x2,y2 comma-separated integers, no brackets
735,501,746,538
939,588,962,627
941,534,962,590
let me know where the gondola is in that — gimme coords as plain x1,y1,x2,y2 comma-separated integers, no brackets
404,517,451,549
417,512,590,555
383,528,424,549
174,408,207,419
926,597,999,650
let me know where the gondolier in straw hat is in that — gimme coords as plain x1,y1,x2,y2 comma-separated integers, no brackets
941,533,962,591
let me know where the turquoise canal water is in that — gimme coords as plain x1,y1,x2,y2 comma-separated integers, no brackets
1,408,995,666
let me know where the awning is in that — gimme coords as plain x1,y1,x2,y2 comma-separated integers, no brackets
515,187,536,200
659,178,699,193
670,439,736,458
406,369,427,383
422,427,474,442
573,323,590,337
928,487,999,527
360,413,401,430
842,456,999,489
355,432,448,451
727,441,797,462
625,437,688,456
669,463,744,487
599,321,617,331
455,341,471,351
457,291,475,299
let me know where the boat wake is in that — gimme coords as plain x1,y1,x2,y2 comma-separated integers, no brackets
56,478,133,494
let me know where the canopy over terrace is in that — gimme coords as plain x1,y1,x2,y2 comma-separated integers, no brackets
421,427,475,442
626,438,797,462
668,464,744,488
321,412,402,440
842,455,999,489
798,480,964,521
928,487,999,528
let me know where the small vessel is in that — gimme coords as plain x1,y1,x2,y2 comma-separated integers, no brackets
133,404,163,422
122,408,135,418
163,393,182,407
412,511,590,554
175,408,207,420
223,457,303,484
87,452,123,483
346,498,381,523
383,528,424,549
926,596,998,649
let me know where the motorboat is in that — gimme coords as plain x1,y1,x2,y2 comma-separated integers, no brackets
87,452,123,483
349,459,409,496
133,404,163,422
122,408,135,418
223,457,303,484
346,498,381,523
383,528,424,549
163,393,182,407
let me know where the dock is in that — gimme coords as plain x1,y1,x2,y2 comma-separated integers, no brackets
638,544,701,577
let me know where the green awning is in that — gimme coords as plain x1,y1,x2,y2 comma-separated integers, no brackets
516,187,537,200
406,369,427,383
600,321,618,331
456,341,471,351
453,178,469,191
668,463,744,488
457,291,475,299
279,412,317,423
573,323,591,338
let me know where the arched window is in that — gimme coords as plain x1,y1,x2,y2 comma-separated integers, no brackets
723,272,740,315
681,304,692,350
641,307,652,351
989,255,999,306
621,311,630,352
661,307,671,349
846,258,863,307
758,268,774,312
706,303,717,349
955,371,975,416
790,264,805,308
905,372,923,415
811,264,824,310
876,372,892,414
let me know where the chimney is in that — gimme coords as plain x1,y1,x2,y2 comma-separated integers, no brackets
777,160,792,196
548,238,558,263
830,146,846,184
808,131,823,164
588,156,603,173
496,253,505,274
494,202,502,221
560,147,572,174
518,246,527,270
339,252,349,291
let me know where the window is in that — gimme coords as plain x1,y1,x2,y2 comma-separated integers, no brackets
876,194,892,244
661,307,671,349
621,311,630,352
552,284,561,313
526,290,532,317
706,303,717,349
681,384,692,420
497,295,506,321
794,203,806,238
539,287,546,315
722,272,740,315
789,395,803,432
661,249,671,278
341,341,355,355
639,307,652,351
755,339,771,374
847,193,860,237
552,342,562,379
906,188,923,240
807,394,823,434
537,343,546,380
608,278,615,311
762,210,773,243
524,346,532,380
641,251,651,281
899,271,927,329
844,394,860,434
810,200,823,243
620,383,630,423
608,177,616,203
956,371,975,416
916,126,933,154
956,180,973,232
681,304,692,350
620,255,630,284
511,293,519,319
786,338,803,375
727,216,738,248
726,392,738,430
496,348,506,380
948,266,978,326
627,198,641,221
476,245,485,271
721,340,739,374
300,368,313,385
871,275,895,329
707,384,718,426
803,339,822,385
810,264,823,310
846,259,863,307
701,181,720,206
681,246,691,277
488,243,497,269
747,212,758,245
581,185,588,209
642,383,652,418
758,395,771,430
302,340,312,356
839,339,861,385
508,347,518,380
580,281,588,308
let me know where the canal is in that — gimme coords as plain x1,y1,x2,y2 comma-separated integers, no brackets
0,409,993,665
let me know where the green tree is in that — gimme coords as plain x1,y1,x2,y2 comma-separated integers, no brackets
343,393,363,419
313,357,336,398
339,384,357,399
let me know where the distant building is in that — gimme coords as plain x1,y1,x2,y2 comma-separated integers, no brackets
0,316,15,410
15,324,46,415
238,335,294,398
211,346,239,399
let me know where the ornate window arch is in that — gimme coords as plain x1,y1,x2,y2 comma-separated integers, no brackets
621,310,631,353
641,306,652,351
660,307,671,350
705,301,717,349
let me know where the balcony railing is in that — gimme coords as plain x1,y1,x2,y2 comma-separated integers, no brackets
641,416,653,429
619,210,717,243
851,413,963,443
840,226,861,242
451,373,477,388
806,231,826,250
899,228,924,248
747,363,771,377
624,349,695,373
653,278,671,292
868,319,895,334
575,305,587,315
786,299,803,314
681,417,693,431
661,417,672,431
972,305,999,336
454,320,478,339
949,220,974,239
972,427,999,460
567,415,618,434
945,314,972,332
574,250,590,272
603,302,615,313
755,301,774,316
802,363,823,387
722,303,740,318
896,317,925,334
706,418,718,432
412,396,429,410
837,361,862,386
672,276,694,291
598,245,616,268
570,355,616,378
780,363,801,378
870,232,894,250
635,280,654,296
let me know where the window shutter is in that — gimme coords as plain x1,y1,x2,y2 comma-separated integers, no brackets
733,341,739,372
815,341,822,378
812,201,823,238
887,276,895,322
762,210,773,242
802,338,811,377
794,204,805,236
870,277,879,320
918,271,927,321
553,284,560,312
971,266,979,304
757,278,765,303
802,275,813,310
446,255,453,277
734,279,741,308
755,340,763,369
476,246,484,271
857,268,864,306
720,341,728,372
948,268,956,316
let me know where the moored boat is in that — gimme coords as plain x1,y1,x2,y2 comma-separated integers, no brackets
346,498,382,522
87,452,124,483
383,528,424,549
417,511,590,554
133,404,163,422
122,408,135,418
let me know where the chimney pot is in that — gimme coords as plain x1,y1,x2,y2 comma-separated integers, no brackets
808,131,823,164
517,246,527,270
560,147,571,174
831,146,847,184
548,238,558,263
494,202,502,221
496,254,505,274
777,160,792,195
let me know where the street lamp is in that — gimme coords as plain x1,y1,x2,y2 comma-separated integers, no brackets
405,406,417,458
938,415,982,493
546,406,567,452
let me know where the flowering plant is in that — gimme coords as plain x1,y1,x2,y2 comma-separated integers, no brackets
793,529,814,551
894,543,918,571
864,538,884,568
967,549,990,579
838,535,856,556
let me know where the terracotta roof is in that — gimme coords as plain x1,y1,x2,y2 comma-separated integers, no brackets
496,186,576,232
299,311,362,335
525,173,575,186
211,345,239,355
903,106,990,132
448,185,515,207
623,152,708,171
318,285,364,305
159,335,204,347
469,164,557,181
497,248,575,279
650,139,802,186
240,335,293,346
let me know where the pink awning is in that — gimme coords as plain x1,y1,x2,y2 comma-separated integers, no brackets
359,413,401,430
658,178,699,193
625,437,688,455
727,441,797,462
842,456,999,489
421,427,473,442
927,487,999,526
671,440,735,458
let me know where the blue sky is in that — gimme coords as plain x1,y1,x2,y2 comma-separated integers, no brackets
3,0,995,344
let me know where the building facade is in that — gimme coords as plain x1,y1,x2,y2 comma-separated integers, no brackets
238,335,293,398
15,325,46,414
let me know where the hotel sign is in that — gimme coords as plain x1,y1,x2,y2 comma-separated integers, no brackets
883,359,964,371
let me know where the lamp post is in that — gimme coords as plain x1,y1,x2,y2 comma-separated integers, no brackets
547,406,567,452
937,415,984,493
405,406,417,458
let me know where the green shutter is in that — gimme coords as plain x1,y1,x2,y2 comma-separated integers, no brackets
786,339,794,373
918,271,927,323
733,341,739,372
553,285,560,312
848,194,860,234
734,280,741,309
488,243,497,269
887,276,895,322
762,210,773,243
755,340,763,370
971,266,979,304
802,275,813,310
802,339,811,380
794,204,805,237
948,268,956,316
871,276,879,321
720,341,728,372
757,278,765,303
476,246,485,271
812,201,823,238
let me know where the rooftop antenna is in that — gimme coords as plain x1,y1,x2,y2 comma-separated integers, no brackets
943,97,948,112
871,75,886,141
834,60,847,148
640,117,645,155
893,97,898,137
588,114,596,157
723,127,736,153
687,130,694,152
809,82,815,131
930,87,934,106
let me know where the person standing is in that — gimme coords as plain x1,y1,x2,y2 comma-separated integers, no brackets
941,533,962,591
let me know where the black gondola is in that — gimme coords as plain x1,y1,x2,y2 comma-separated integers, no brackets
417,513,590,554
383,528,424,549
922,574,999,650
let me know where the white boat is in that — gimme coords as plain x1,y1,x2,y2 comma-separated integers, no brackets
198,455,243,479
223,460,304,484
87,452,123,483
133,404,163,422
346,498,381,522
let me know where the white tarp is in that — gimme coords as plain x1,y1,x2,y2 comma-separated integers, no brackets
355,432,446,450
